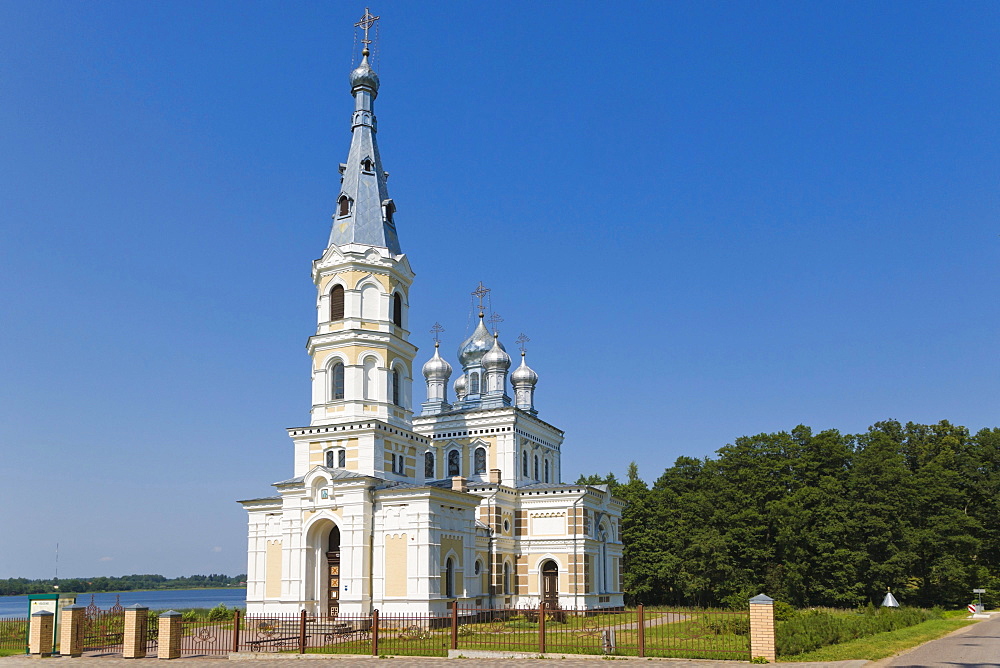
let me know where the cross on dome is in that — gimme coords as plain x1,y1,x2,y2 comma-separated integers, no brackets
430,322,445,343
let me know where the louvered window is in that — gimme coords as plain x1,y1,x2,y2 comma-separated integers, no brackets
330,285,345,321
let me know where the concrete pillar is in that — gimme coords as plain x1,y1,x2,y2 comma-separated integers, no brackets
59,605,86,657
749,594,776,663
123,604,149,659
29,610,54,657
157,611,182,660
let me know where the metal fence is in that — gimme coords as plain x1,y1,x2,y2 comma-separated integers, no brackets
82,595,124,654
0,618,28,654
231,605,749,660
16,605,749,660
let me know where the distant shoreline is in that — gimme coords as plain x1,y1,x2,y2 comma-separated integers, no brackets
0,586,247,597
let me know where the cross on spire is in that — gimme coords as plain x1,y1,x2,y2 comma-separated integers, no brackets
430,322,445,344
471,282,491,314
355,7,380,49
516,333,530,353
488,312,504,334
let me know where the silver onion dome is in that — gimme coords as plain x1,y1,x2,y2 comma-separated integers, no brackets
458,313,501,367
350,50,380,95
482,333,511,371
453,373,468,399
422,342,453,380
511,351,538,386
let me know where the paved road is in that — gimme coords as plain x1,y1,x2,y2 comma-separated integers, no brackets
877,614,1000,667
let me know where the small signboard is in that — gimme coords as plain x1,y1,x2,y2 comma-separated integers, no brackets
973,588,986,593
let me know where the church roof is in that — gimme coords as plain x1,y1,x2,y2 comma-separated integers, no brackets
328,50,401,254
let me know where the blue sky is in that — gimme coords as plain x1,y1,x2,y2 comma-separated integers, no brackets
1,1,997,579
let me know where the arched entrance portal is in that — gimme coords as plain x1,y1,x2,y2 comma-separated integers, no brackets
326,526,341,618
541,560,558,608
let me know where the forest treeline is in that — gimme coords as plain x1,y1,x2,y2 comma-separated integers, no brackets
579,420,999,609
0,573,246,596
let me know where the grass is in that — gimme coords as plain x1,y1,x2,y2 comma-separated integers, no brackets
0,648,25,657
778,615,979,662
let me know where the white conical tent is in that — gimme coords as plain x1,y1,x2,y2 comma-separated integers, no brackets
882,591,900,607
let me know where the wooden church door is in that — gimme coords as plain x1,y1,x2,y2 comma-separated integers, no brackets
541,560,558,608
326,526,341,618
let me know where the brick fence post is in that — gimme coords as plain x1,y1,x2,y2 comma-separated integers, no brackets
59,604,86,657
123,604,149,659
29,610,55,657
749,594,775,662
158,611,182,660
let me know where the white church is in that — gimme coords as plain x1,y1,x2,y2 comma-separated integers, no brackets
239,13,624,617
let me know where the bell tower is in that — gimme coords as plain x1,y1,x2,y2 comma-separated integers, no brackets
293,16,422,483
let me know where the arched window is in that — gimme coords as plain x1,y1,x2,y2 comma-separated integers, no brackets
522,451,528,478
329,284,345,321
392,293,403,326
363,358,377,400
448,450,460,477
325,449,346,468
469,372,479,395
534,455,539,481
474,447,486,475
445,557,455,598
331,362,345,400
338,195,350,217
424,451,435,479
503,562,511,595
361,158,373,172
544,459,550,483
391,369,401,406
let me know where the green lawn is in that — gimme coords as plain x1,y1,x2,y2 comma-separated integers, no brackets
779,616,979,662
0,648,25,657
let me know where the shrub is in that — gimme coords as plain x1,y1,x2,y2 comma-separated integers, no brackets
702,615,750,636
207,603,230,622
772,601,796,621
776,606,939,657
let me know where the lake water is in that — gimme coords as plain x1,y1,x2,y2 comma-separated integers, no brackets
0,588,246,618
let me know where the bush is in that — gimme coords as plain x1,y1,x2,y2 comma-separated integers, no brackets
207,603,230,622
703,615,750,636
776,606,939,657
773,601,796,621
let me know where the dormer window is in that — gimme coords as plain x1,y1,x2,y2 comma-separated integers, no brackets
361,158,374,173
383,199,396,225
338,195,351,217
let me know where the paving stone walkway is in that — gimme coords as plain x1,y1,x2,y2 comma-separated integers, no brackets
0,654,866,667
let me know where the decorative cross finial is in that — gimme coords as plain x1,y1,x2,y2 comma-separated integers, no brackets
488,312,504,334
471,282,491,313
355,7,380,49
516,333,530,353
430,322,445,344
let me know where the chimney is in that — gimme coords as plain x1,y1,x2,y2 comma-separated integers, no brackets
489,469,502,485
451,476,468,493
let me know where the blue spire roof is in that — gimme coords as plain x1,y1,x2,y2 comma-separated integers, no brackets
328,51,401,255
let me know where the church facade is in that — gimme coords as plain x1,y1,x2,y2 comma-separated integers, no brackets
239,26,624,617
